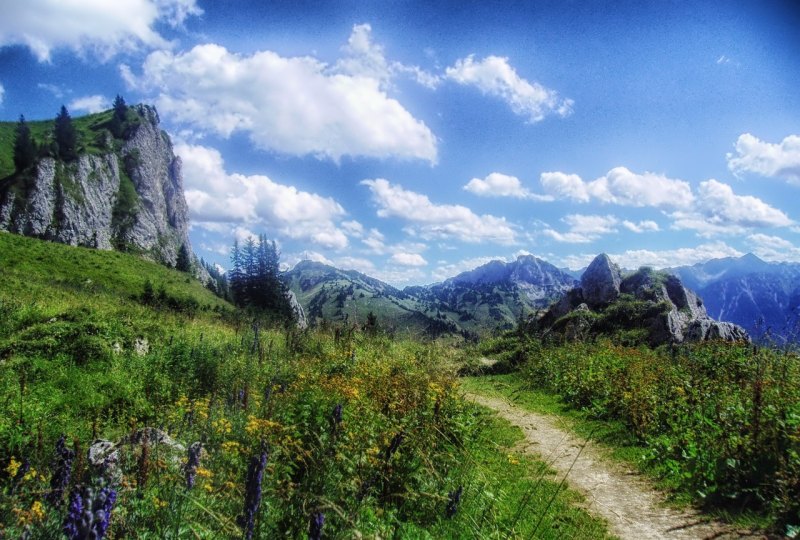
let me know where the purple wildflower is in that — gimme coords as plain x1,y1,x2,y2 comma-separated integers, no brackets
330,403,343,437
239,447,268,540
63,485,115,539
47,434,75,506
185,442,202,489
446,486,463,519
309,511,325,540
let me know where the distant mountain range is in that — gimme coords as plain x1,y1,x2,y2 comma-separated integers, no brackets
285,255,576,338
668,254,800,341
286,253,800,341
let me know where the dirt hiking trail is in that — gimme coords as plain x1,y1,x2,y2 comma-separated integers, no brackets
466,392,766,540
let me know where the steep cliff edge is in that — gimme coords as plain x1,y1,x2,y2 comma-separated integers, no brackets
0,105,193,269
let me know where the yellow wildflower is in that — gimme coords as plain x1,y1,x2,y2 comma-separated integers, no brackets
30,501,45,521
245,415,281,436
196,467,213,479
211,418,232,435
152,497,168,509
23,468,38,482
221,441,241,453
5,457,20,477
507,454,520,465
203,483,214,493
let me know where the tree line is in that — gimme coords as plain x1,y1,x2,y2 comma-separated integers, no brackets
229,234,294,322
12,95,130,172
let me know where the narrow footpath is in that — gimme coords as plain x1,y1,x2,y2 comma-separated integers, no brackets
466,392,766,540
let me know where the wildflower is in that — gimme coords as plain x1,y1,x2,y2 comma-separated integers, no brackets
152,497,168,509
309,511,325,540
446,486,463,519
30,500,45,521
6,456,21,477
47,434,75,506
185,442,202,490
63,485,117,540
239,446,269,540
221,441,241,454
196,467,212,479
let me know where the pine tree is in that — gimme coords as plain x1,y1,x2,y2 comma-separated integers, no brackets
53,105,78,161
13,115,37,172
229,240,246,306
112,95,127,121
176,243,192,273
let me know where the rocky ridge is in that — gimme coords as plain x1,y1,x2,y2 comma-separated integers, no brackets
540,254,750,345
0,105,194,269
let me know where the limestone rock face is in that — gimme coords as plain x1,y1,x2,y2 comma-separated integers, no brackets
0,104,196,272
287,290,308,329
580,254,622,307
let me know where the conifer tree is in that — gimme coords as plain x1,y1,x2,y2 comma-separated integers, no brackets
53,105,78,161
13,115,37,172
176,243,192,272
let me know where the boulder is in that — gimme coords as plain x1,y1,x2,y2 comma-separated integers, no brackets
580,254,622,308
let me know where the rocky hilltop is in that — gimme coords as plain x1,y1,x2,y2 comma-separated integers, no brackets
0,105,193,268
540,254,750,345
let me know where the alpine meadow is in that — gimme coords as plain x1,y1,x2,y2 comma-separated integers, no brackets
1,2,799,539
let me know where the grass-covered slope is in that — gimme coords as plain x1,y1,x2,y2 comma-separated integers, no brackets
0,234,612,538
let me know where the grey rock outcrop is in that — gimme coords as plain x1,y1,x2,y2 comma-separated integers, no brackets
580,254,622,307
540,255,750,345
0,104,196,271
287,290,308,329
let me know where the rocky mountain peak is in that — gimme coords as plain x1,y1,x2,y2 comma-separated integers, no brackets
580,253,622,307
0,104,195,272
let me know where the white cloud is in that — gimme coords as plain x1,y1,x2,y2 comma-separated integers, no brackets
0,82,4,106
177,143,349,249
540,167,694,209
125,34,438,163
716,55,731,65
0,0,202,62
543,214,618,243
341,219,387,253
745,234,800,262
335,24,441,89
463,172,552,200
361,178,517,244
672,179,793,237
389,252,428,267
37,83,63,98
69,95,107,114
446,55,573,122
727,133,800,184
558,242,744,271
622,220,660,233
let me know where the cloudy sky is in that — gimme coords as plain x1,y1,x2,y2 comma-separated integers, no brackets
1,0,799,284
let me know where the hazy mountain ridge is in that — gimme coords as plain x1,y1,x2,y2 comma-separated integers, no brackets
286,255,577,337
668,254,800,340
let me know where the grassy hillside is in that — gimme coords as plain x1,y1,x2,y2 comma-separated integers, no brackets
0,234,612,538
0,109,119,180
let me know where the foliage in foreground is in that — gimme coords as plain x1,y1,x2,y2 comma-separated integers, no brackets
0,232,612,538
484,333,800,530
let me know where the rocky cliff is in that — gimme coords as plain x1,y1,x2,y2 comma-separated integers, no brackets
540,254,750,345
0,105,193,269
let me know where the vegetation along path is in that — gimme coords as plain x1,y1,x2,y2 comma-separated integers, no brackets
465,391,765,540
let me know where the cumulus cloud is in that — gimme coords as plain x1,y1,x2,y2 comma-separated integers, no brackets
540,167,694,209
341,219,387,253
558,241,744,271
361,178,517,244
389,252,428,267
0,0,202,62
622,220,660,233
727,133,800,184
672,179,793,237
177,143,349,249
745,234,800,262
124,28,438,163
446,55,572,122
0,82,4,106
69,95,108,114
463,172,552,200
539,167,694,208
543,214,618,243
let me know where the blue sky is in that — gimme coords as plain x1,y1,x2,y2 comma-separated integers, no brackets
1,0,799,285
